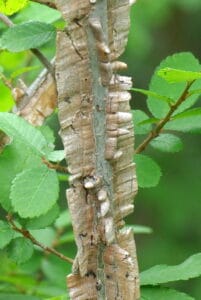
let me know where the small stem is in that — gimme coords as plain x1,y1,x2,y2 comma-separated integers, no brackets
31,49,55,79
0,72,13,89
0,14,55,78
135,81,195,154
42,157,68,173
57,173,68,181
30,0,57,9
6,215,73,264
0,13,13,27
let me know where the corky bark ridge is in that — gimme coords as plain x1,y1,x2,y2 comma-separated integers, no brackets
55,0,139,299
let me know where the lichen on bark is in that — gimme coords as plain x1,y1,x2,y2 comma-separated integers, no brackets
55,0,140,299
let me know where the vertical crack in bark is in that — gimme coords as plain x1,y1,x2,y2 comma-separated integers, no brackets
55,0,140,299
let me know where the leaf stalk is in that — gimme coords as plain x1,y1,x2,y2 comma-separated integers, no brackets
6,214,73,264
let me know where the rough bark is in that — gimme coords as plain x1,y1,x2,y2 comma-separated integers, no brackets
55,1,139,299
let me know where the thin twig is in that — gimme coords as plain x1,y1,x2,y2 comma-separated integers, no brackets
135,81,195,154
0,13,55,78
6,215,73,265
30,0,57,9
0,72,13,89
42,157,68,173
31,49,55,78
0,13,13,27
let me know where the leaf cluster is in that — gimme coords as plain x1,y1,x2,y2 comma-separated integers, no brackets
140,253,201,299
132,52,201,188
0,113,66,264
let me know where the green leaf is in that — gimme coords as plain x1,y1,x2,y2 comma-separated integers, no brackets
26,204,60,229
39,125,55,145
166,108,201,133
55,210,72,229
188,88,201,96
0,141,42,210
140,287,194,300
0,295,40,300
140,253,201,286
0,221,14,249
30,228,55,248
58,232,74,244
127,224,153,235
132,110,152,135
20,252,42,273
131,88,173,104
47,150,65,162
158,67,201,83
147,52,201,118
42,256,69,288
0,113,49,156
150,134,183,153
134,154,162,188
0,21,56,52
13,2,61,24
0,0,28,15
10,166,59,218
7,237,34,264
137,117,159,126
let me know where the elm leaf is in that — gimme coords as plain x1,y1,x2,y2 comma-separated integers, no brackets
150,134,183,153
166,108,201,133
131,88,173,104
141,287,194,300
7,237,34,264
47,150,65,162
132,110,152,135
0,141,42,211
11,166,59,218
1,21,56,52
134,154,162,188
0,0,28,15
140,253,201,285
0,113,50,156
157,67,201,83
0,221,14,249
26,204,60,229
147,52,201,118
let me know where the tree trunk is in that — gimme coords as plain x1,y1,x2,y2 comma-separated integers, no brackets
55,0,140,299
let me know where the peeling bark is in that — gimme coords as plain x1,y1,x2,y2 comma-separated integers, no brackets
15,67,57,126
55,0,139,299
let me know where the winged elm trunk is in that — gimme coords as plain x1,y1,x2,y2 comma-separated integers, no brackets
55,0,140,299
